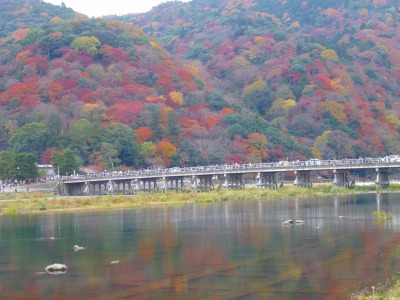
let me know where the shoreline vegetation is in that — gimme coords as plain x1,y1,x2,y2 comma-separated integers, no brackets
1,183,400,299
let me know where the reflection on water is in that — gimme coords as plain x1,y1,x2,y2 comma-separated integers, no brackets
1,193,400,299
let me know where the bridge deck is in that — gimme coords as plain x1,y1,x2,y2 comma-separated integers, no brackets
61,158,400,184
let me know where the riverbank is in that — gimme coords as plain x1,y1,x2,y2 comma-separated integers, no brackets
1,183,400,215
351,276,400,299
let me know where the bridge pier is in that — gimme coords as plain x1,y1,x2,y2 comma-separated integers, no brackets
131,179,139,194
198,175,214,191
375,168,389,187
225,173,245,189
257,172,277,188
140,179,158,193
333,170,351,187
294,171,312,188
166,177,185,192
61,181,91,196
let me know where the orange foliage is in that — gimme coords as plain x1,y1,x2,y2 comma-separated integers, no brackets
135,126,153,143
145,95,166,103
50,16,62,23
80,72,90,78
248,132,267,144
185,64,200,77
221,107,234,115
13,8,28,16
314,74,336,92
200,115,219,130
178,117,199,128
49,83,63,103
15,50,31,64
168,91,184,106
12,29,29,41
325,8,342,19
161,107,173,128
156,141,177,167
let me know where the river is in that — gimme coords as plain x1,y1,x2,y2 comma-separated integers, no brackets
1,192,399,299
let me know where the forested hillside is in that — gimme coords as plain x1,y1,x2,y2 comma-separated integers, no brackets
0,0,311,178
1,0,400,179
122,0,400,160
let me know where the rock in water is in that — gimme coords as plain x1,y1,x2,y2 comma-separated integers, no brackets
73,245,85,251
45,263,67,274
282,219,294,225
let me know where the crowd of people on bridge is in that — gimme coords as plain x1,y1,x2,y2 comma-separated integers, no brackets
61,156,397,181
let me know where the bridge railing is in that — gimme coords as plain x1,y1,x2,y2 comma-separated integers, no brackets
60,157,397,181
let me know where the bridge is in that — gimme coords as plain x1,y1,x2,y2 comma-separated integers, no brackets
57,157,400,196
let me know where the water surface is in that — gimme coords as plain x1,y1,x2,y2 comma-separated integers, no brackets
1,192,400,299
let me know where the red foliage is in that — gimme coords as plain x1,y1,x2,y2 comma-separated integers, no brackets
72,88,94,101
224,153,243,164
81,91,98,104
122,84,150,100
176,68,193,82
41,148,54,164
76,52,94,67
314,74,336,92
108,100,143,125
26,55,48,74
135,126,153,143
101,45,129,63
155,72,174,93
313,59,325,69
58,79,78,90
269,146,286,161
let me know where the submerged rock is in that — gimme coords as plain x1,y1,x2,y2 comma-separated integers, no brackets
45,263,67,274
282,219,305,225
282,219,294,225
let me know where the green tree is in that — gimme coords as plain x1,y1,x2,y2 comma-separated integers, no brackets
142,104,162,142
98,142,120,170
9,122,51,159
101,123,138,166
166,111,180,144
0,151,14,179
58,119,98,162
13,153,38,180
138,142,156,168
243,87,274,116
52,149,80,176
71,36,101,54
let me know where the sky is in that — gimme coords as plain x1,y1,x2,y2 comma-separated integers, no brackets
44,0,191,17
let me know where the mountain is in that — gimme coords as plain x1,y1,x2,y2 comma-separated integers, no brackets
0,0,310,178
119,0,400,159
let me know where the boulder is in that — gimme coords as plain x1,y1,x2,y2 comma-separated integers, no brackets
45,263,67,274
